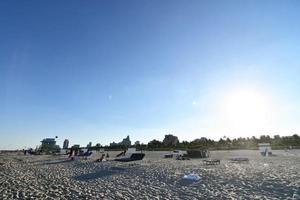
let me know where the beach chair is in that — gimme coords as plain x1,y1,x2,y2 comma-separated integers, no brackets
203,159,220,165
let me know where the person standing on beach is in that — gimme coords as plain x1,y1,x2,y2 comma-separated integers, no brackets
69,149,75,160
69,149,73,158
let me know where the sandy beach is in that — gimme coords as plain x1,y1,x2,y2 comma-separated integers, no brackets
0,150,299,199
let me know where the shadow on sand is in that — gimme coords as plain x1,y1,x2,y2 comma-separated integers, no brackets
41,159,74,165
74,167,127,181
176,179,199,186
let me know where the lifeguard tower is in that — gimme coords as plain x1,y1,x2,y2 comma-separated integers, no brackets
258,143,272,156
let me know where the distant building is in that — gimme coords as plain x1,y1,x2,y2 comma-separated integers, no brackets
110,142,118,146
110,135,132,147
63,139,69,149
120,135,131,146
87,142,92,148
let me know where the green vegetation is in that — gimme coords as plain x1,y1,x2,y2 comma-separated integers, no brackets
89,134,300,151
159,134,300,150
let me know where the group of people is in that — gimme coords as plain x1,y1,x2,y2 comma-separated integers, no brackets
23,148,34,155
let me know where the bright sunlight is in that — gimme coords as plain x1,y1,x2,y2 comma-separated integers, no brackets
221,89,271,133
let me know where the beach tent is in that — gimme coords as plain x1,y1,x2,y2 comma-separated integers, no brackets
115,148,145,162
186,150,210,158
164,150,187,158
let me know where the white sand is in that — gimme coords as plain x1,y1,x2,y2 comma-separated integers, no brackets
0,150,299,199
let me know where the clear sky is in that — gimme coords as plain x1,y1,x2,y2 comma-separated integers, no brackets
1,1,300,149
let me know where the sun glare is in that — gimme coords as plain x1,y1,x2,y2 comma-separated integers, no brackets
221,89,270,132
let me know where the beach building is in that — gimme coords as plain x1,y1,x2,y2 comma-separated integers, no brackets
40,138,60,153
258,143,272,156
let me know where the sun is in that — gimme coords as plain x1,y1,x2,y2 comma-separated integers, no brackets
220,89,270,132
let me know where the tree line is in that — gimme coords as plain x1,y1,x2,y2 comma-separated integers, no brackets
97,134,300,151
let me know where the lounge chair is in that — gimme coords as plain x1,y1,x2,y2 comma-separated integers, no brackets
229,157,249,163
203,159,220,165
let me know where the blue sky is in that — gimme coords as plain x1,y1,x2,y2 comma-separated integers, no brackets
1,1,300,149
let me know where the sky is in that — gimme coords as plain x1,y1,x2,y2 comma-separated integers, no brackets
1,1,300,149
